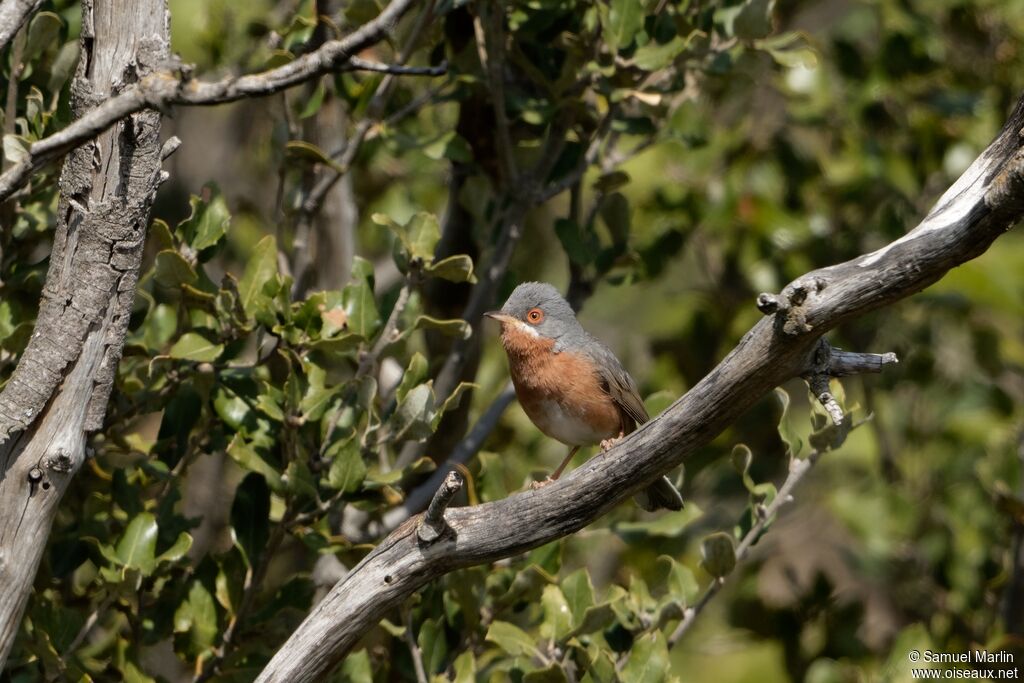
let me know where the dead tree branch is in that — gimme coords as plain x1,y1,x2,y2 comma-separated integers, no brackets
0,0,421,209
253,88,1024,683
0,0,170,665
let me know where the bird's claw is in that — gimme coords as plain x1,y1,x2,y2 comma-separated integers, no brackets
600,437,622,452
530,477,555,490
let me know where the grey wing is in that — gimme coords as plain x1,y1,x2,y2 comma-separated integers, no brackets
584,336,650,426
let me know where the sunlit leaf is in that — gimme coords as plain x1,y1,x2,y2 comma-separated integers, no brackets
115,513,158,575
620,631,669,683
485,621,540,658
168,332,223,362
238,236,280,319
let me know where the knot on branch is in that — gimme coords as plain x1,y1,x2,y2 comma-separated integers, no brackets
756,277,827,335
44,448,74,474
26,466,51,496
417,470,464,544
801,339,899,426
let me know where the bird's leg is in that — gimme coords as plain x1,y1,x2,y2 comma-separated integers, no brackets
600,430,626,452
531,446,580,489
551,445,580,480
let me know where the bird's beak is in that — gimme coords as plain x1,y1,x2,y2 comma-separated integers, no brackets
484,311,515,324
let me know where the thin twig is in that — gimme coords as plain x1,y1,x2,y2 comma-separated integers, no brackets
61,594,114,662
344,57,447,76
403,608,429,683
0,0,421,205
667,450,823,648
417,469,464,543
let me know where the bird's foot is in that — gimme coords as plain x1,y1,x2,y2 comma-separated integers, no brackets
530,477,555,490
600,437,623,452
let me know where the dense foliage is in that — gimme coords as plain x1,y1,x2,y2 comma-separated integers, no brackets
0,0,1022,681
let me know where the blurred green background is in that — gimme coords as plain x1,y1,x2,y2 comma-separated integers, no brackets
1,0,1023,680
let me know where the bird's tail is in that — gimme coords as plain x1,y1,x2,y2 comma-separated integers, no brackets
634,476,684,512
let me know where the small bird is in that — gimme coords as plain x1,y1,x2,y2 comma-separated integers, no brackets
485,282,683,511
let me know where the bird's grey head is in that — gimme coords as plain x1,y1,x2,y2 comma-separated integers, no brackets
486,282,582,343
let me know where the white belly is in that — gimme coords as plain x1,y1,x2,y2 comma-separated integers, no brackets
528,398,614,446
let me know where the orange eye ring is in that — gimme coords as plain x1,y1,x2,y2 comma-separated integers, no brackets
526,308,544,324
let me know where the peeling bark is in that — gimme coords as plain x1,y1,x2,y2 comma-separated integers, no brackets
0,0,168,665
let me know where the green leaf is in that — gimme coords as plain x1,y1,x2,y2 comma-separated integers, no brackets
417,617,448,675
213,387,252,430
284,460,318,500
25,12,63,62
226,434,283,492
486,621,540,658
115,513,159,575
341,279,380,338
767,44,818,68
541,585,573,641
620,631,669,683
731,443,752,475
633,36,689,71
452,651,476,683
700,532,737,578
376,211,441,266
299,81,326,119
238,236,280,319
731,444,758,492
2,135,29,165
774,387,803,458
554,219,599,267
326,437,367,493
168,332,223,362
339,650,373,683
174,580,218,654
156,532,193,566
424,254,476,283
593,170,631,194
177,190,231,253
436,381,475,422
612,505,703,539
562,568,595,622
654,555,699,606
396,353,429,402
412,315,471,339
285,140,342,171
391,383,436,442
733,0,775,40
599,192,631,246
423,131,474,162
154,250,199,289
524,666,569,683
47,41,79,92
607,0,644,51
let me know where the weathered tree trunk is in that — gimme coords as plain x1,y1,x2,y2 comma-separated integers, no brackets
0,0,168,665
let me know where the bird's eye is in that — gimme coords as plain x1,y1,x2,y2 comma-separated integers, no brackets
526,308,544,324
